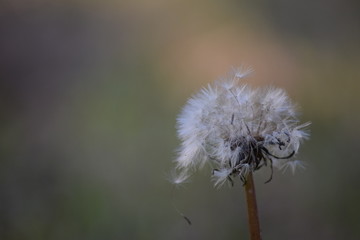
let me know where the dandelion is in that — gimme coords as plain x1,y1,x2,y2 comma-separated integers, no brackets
172,68,310,240
173,68,309,187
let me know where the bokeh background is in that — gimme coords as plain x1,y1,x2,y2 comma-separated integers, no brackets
1,0,360,239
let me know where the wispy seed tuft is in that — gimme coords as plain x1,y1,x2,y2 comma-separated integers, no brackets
173,68,310,187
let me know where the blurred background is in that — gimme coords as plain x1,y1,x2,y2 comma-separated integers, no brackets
1,0,360,239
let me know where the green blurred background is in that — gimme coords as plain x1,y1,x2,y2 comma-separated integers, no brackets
1,0,360,239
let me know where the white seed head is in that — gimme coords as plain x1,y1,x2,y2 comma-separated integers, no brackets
173,69,310,187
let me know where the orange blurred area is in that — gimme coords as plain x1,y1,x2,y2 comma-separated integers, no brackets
1,0,360,239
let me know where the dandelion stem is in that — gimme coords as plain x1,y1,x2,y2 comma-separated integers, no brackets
244,172,262,240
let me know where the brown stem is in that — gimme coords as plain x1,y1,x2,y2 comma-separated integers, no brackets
244,172,262,240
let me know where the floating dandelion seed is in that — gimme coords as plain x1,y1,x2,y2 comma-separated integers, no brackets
173,68,310,187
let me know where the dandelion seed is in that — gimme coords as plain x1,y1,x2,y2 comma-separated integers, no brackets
281,160,306,174
173,69,310,187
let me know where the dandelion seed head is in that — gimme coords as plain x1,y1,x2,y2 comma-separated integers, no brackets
173,69,310,187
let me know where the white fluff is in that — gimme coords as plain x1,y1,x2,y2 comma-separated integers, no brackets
173,69,310,187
